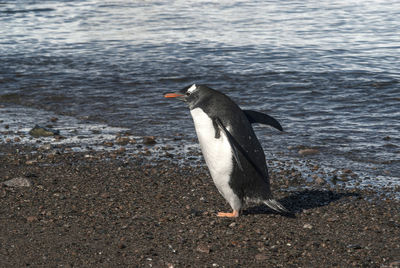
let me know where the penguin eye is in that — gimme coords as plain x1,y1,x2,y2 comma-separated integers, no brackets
185,92,191,96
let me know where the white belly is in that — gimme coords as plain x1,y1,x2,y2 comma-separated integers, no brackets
190,108,241,210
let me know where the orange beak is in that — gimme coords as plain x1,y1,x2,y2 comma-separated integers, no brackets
164,93,184,98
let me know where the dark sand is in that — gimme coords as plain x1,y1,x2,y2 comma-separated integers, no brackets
0,143,399,267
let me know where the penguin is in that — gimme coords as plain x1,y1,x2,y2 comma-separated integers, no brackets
164,84,289,217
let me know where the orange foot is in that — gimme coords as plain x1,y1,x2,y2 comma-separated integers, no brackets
217,210,239,218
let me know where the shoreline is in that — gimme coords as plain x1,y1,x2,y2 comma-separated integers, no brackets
1,143,399,267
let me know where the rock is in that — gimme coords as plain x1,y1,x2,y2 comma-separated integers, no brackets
255,253,268,261
346,244,362,250
26,160,37,165
303,223,313,229
101,192,110,198
14,137,21,142
196,244,210,253
118,243,126,249
143,136,156,145
103,141,114,147
50,117,58,122
115,137,130,145
327,217,338,222
2,177,32,187
29,125,60,138
54,135,66,140
26,216,38,222
39,144,52,151
342,169,352,174
315,177,326,185
116,147,126,154
298,148,319,156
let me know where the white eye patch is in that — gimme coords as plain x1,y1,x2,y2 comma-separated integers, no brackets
187,84,197,94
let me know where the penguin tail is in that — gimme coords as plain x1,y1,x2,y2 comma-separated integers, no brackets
264,199,295,217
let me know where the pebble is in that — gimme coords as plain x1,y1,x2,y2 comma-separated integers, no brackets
327,217,338,222
54,135,65,140
315,177,326,185
26,160,37,165
303,223,313,229
298,148,320,156
2,177,32,187
29,125,60,137
115,137,130,145
103,141,114,147
196,244,210,253
143,136,156,145
116,147,126,154
346,244,362,249
255,253,269,261
26,216,38,222
118,243,126,249
39,144,52,151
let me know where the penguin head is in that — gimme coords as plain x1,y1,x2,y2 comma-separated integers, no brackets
165,84,209,109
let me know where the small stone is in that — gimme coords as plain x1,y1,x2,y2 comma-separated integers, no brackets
229,222,236,228
14,137,21,142
101,193,110,198
29,125,60,138
118,243,126,249
27,216,38,222
315,177,326,185
255,253,268,261
103,141,114,147
116,147,126,153
50,117,58,122
346,244,362,250
115,137,130,145
383,136,391,141
39,144,52,151
298,148,319,156
327,217,338,222
342,169,352,174
143,136,156,145
54,135,65,140
3,177,32,187
303,223,313,229
196,244,210,253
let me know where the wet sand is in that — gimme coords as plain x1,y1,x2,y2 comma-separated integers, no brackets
0,143,399,267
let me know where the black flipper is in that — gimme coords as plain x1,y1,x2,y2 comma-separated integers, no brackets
243,110,283,131
214,117,243,171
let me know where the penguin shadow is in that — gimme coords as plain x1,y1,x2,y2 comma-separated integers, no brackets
242,190,360,218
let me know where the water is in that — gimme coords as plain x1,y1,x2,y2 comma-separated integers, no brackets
1,0,399,193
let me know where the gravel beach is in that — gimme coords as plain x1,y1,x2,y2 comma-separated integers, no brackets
0,143,399,267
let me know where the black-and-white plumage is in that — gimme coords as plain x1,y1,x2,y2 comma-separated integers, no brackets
165,84,289,217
